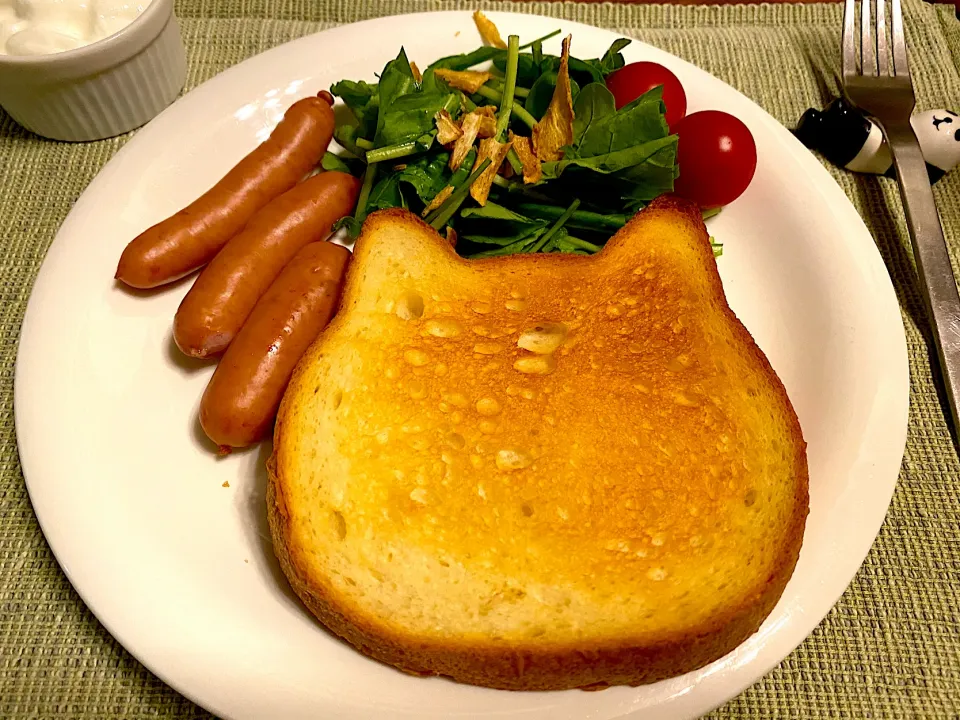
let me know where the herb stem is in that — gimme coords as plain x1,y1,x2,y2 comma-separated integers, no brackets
487,79,529,98
495,35,520,141
426,158,492,230
506,147,523,175
562,235,603,253
519,29,561,50
353,162,378,223
530,198,580,253
333,125,368,159
355,137,375,150
365,142,418,164
511,103,538,130
475,85,537,129
515,203,626,231
460,92,478,112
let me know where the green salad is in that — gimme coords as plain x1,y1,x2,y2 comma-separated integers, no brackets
325,13,719,258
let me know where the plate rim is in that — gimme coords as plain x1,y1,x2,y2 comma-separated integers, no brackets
13,9,910,719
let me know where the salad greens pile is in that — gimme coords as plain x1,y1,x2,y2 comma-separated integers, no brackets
326,13,703,258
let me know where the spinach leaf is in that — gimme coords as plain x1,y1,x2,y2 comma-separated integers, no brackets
571,82,617,148
366,171,407,211
333,216,362,237
374,48,418,145
461,222,547,248
321,151,363,176
620,85,664,113
330,79,379,137
460,201,538,223
419,67,452,95
525,72,581,121
543,135,677,177
574,92,669,158
396,152,451,203
376,92,457,146
427,46,501,72
598,38,631,75
333,124,367,158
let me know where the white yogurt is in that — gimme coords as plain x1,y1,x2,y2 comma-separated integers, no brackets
0,0,152,56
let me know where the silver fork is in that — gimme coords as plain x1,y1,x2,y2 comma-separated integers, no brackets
842,0,960,435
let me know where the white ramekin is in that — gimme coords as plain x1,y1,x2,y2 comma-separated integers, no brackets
0,0,187,142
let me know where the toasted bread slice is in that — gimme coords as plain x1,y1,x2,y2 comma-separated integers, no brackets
268,196,809,691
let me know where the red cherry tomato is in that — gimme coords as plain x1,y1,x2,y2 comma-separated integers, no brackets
673,110,757,209
605,62,687,130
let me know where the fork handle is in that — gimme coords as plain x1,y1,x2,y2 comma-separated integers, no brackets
883,123,960,435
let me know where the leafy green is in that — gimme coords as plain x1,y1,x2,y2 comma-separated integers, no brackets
367,172,406,211
493,38,631,92
396,152,451,203
513,202,627,232
333,124,368,158
544,136,676,177
573,85,668,157
332,215,362,238
327,30,693,257
461,201,540,223
376,92,458,147
365,131,438,164
570,82,617,149
428,46,502,73
330,79,379,137
598,38,631,75
321,151,363,176
525,71,581,120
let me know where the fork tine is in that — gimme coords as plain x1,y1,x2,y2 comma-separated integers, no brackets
891,0,909,76
876,0,890,75
842,0,857,79
862,0,877,75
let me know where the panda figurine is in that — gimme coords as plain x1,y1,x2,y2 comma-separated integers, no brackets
794,98,959,183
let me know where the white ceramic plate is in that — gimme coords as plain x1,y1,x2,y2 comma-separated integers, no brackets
14,11,909,720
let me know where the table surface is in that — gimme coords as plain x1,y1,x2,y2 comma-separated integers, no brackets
1,0,959,718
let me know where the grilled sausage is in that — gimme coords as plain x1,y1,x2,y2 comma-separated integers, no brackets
173,170,359,358
115,94,336,289
199,241,350,448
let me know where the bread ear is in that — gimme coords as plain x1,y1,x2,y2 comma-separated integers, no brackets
598,195,709,264
341,209,462,315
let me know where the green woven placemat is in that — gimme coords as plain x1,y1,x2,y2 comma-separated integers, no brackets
1,0,958,717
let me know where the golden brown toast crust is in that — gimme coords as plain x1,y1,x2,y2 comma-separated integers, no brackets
268,196,809,691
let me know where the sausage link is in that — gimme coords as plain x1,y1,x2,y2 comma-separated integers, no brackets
115,95,336,289
199,241,350,448
173,170,359,358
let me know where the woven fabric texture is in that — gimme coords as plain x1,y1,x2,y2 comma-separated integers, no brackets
1,0,958,717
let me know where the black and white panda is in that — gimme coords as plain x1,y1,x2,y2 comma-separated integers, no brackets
794,98,960,183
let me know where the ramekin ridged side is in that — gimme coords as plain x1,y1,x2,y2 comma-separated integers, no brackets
0,0,187,142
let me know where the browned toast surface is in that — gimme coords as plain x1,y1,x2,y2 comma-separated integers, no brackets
268,196,809,690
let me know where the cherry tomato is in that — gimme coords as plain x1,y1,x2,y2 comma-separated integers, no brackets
673,110,757,209
605,62,687,130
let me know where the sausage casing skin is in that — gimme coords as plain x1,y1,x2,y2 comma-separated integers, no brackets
173,170,360,358
199,241,350,449
115,95,335,289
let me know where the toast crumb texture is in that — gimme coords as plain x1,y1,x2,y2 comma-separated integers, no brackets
268,196,809,691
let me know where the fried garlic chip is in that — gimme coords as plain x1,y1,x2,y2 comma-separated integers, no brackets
470,137,513,206
435,109,463,145
449,111,482,170
509,132,543,184
532,35,574,162
434,68,492,94
473,11,507,49
422,185,453,217
475,106,498,137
